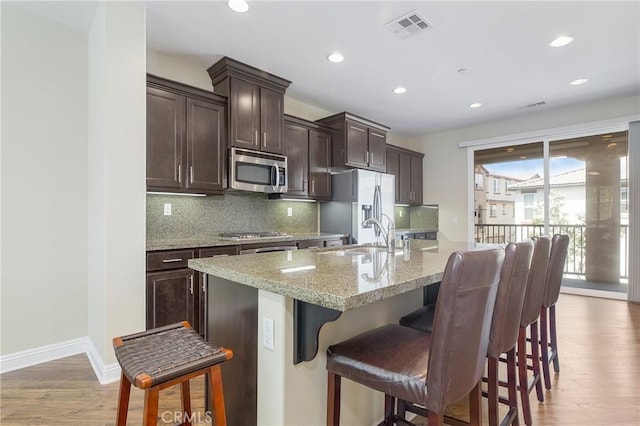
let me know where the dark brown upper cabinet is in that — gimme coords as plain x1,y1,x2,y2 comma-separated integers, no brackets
208,57,291,155
283,115,332,201
386,145,424,205
146,75,226,195
316,112,389,172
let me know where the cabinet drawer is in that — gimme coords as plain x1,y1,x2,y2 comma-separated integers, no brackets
199,246,239,258
147,249,195,271
425,232,437,240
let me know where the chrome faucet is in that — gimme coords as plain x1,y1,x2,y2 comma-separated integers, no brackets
362,213,396,253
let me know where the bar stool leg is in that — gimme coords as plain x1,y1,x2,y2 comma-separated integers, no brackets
539,307,552,390
116,372,131,426
487,357,499,426
327,372,341,426
181,381,192,426
208,365,227,426
469,380,482,426
143,386,160,426
530,321,544,402
550,305,560,373
506,347,520,426
517,328,532,426
427,412,444,426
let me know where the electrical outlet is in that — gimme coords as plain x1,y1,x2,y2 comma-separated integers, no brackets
163,203,172,216
263,317,274,351
399,210,403,217
287,207,293,217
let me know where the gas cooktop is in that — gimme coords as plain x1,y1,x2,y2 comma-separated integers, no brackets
219,231,291,241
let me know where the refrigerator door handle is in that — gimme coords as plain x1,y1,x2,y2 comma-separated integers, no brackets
373,184,381,237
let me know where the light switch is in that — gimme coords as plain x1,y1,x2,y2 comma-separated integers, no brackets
164,203,172,216
287,207,293,217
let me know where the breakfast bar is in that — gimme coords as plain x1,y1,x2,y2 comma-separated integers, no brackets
189,240,486,425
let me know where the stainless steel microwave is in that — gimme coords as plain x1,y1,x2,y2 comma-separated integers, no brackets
229,147,287,194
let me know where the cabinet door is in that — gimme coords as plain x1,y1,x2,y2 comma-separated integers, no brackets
284,122,309,196
309,129,331,200
260,87,285,154
398,152,412,204
410,154,423,205
146,269,195,330
345,120,369,168
386,148,400,203
186,98,225,193
230,78,260,150
146,87,184,190
367,129,387,172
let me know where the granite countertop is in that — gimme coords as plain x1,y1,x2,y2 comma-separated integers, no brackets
147,233,348,251
189,240,492,312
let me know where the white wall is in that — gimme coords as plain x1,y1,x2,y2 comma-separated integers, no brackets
88,2,146,369
1,4,89,354
411,95,640,242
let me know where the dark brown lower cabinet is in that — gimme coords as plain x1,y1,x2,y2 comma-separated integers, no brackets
146,268,195,330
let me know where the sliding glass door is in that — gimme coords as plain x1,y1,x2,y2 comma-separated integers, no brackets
473,131,629,292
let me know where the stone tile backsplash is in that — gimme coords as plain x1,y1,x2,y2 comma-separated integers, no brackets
147,192,318,240
147,192,438,241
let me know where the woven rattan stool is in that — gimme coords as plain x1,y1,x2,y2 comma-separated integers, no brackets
113,321,233,426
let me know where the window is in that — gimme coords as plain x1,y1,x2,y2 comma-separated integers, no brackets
502,204,506,216
504,180,511,194
475,173,484,189
489,204,497,217
493,178,500,194
524,194,535,220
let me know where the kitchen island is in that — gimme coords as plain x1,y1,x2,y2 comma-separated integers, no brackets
188,239,480,425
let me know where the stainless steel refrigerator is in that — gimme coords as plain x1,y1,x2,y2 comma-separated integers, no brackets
320,169,395,245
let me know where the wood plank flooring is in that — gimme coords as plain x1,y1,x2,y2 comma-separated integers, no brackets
1,294,639,425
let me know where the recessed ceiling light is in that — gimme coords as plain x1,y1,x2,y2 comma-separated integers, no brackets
587,171,600,176
550,36,574,47
327,52,344,63
519,155,527,159
607,142,618,148
469,103,483,108
393,87,407,94
570,78,589,86
506,147,515,152
227,0,249,13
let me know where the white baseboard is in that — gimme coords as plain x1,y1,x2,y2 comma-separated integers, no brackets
560,287,627,301
0,337,88,374
0,337,121,385
85,338,121,384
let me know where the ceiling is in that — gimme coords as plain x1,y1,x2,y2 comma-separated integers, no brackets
14,1,640,137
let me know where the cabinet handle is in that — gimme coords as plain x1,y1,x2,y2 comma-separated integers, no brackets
201,273,206,293
370,152,374,163
189,166,194,184
365,151,369,164
189,274,194,295
311,179,315,194
162,258,183,263
255,130,258,144
263,132,267,147
177,164,182,184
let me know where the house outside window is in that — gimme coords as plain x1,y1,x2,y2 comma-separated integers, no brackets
489,204,497,217
493,178,500,194
502,203,506,215
504,180,511,194
475,173,484,189
524,193,535,220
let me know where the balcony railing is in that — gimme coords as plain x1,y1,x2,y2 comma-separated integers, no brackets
474,224,629,279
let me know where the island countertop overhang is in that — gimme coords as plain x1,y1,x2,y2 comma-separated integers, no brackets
188,240,462,312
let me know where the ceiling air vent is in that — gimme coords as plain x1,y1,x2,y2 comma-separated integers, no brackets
385,10,432,40
525,101,547,108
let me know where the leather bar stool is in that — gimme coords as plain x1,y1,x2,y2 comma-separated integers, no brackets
113,321,233,426
517,236,551,426
539,234,570,390
325,247,505,426
397,240,534,426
